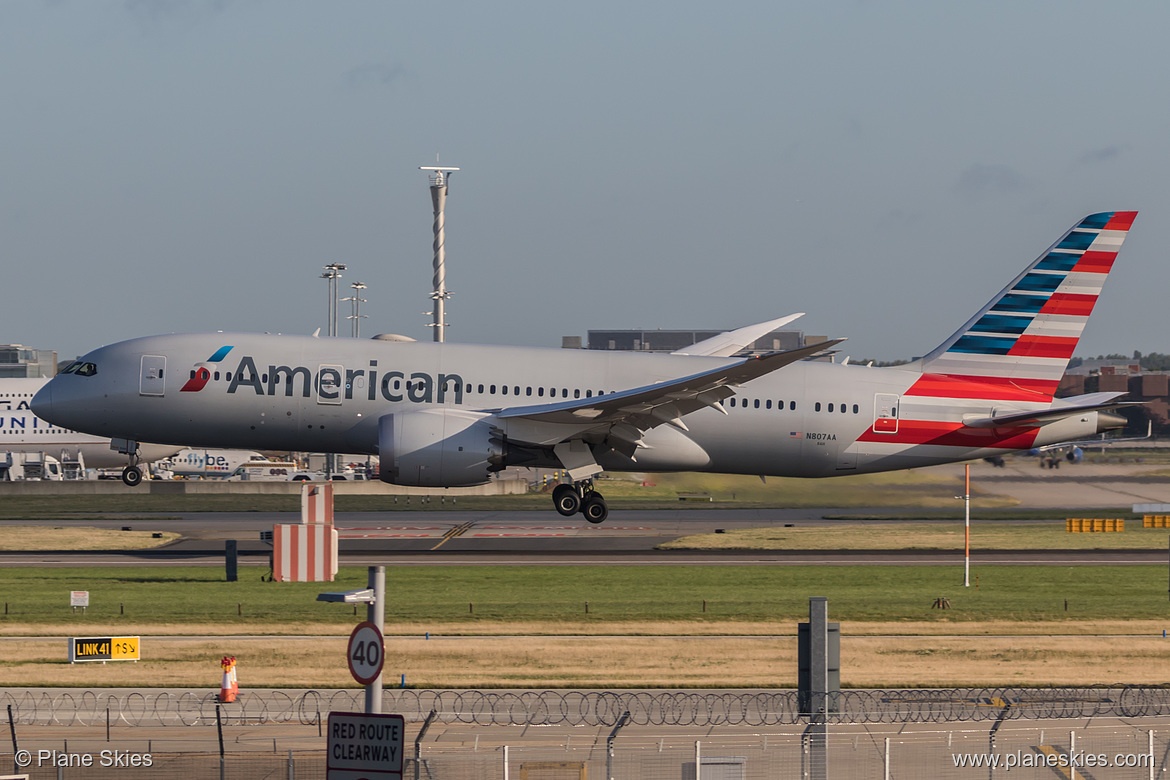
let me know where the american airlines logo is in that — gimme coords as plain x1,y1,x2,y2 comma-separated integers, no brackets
189,350,465,405
181,346,236,392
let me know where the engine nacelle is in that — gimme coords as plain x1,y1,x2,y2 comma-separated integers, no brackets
378,409,501,487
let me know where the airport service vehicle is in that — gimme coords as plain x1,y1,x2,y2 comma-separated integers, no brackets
0,451,64,481
33,212,1139,523
1,377,180,478
228,460,302,481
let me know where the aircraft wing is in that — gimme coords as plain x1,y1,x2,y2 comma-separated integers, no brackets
962,392,1140,429
497,339,844,444
671,313,805,357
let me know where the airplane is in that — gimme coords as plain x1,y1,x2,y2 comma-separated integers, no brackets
155,448,265,479
0,377,180,472
32,211,1138,521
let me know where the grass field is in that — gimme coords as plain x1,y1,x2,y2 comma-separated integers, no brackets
659,521,1168,550
0,526,179,551
4,565,1170,688
3,564,1169,630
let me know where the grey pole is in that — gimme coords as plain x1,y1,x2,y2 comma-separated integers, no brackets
807,597,828,780
420,166,459,343
365,565,386,714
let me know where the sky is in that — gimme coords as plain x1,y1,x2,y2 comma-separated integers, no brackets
2,0,1167,364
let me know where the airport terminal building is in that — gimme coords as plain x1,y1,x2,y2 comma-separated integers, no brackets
0,344,56,378
563,328,824,355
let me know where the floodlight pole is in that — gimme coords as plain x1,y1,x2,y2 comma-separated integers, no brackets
420,165,459,343
963,464,971,588
344,281,368,338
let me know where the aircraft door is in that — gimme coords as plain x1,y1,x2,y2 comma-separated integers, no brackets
317,364,344,405
140,355,166,396
873,393,900,434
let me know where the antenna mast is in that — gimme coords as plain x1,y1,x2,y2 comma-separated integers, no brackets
420,164,460,343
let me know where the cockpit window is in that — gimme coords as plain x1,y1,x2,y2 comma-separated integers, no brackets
74,362,98,377
59,362,81,375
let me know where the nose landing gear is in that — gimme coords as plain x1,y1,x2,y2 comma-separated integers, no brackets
552,481,608,524
114,438,143,486
122,463,143,487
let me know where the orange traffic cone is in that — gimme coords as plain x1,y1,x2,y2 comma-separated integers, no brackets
219,656,238,703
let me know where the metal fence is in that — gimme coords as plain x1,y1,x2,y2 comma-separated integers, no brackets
1,725,1165,780
6,685,1170,727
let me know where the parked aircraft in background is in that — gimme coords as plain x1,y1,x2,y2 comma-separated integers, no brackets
1,377,179,471
33,212,1138,521
155,448,264,479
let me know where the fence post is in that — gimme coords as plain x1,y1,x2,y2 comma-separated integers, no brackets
217,704,225,780
1149,730,1155,780
695,740,701,780
1070,730,1076,780
503,744,509,780
7,703,17,777
606,711,630,780
415,709,437,780
884,737,890,780
288,748,294,780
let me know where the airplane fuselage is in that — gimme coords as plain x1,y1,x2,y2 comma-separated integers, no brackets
34,332,1108,480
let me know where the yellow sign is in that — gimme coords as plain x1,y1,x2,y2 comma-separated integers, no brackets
70,636,140,663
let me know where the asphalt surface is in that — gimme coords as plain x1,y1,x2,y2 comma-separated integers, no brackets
1,505,1167,566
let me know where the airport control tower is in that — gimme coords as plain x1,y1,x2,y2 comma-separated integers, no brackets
420,165,459,343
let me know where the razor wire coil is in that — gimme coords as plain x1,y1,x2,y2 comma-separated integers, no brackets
4,686,1170,728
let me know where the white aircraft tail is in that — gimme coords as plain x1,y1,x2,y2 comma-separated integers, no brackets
911,211,1137,402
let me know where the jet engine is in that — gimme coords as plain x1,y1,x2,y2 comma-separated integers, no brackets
378,409,502,487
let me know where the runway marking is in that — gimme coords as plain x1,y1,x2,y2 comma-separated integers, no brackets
472,533,568,538
342,526,443,531
338,534,436,539
430,521,476,551
477,528,659,533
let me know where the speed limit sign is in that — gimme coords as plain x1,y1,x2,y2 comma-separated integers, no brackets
347,621,385,686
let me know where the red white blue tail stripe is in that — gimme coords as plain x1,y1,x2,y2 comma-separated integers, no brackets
911,211,1137,401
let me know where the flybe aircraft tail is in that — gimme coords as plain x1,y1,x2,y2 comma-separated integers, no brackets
910,211,1138,402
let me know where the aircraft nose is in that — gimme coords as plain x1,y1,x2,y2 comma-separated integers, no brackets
30,382,52,419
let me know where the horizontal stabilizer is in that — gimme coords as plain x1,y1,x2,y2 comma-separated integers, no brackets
672,313,805,357
962,392,1138,429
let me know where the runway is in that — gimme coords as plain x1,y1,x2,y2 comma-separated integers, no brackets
0,507,1164,566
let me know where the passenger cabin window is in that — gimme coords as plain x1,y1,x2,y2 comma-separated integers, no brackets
815,402,822,412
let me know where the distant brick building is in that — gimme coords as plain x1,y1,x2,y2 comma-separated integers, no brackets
1058,371,1170,432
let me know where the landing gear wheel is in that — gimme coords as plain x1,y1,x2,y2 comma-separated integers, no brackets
552,484,580,516
122,465,143,487
581,493,608,524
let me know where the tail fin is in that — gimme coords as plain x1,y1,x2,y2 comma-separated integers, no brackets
914,211,1137,401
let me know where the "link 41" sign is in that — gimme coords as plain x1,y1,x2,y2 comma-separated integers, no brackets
69,636,140,663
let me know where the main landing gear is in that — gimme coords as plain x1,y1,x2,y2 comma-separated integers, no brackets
552,481,609,524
